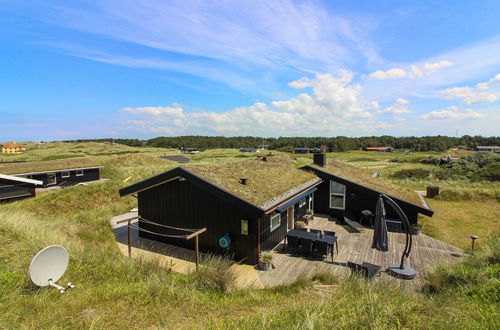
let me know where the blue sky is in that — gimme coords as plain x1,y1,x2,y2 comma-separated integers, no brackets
1,0,499,141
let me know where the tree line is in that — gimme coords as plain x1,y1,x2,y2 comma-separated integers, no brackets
66,135,500,152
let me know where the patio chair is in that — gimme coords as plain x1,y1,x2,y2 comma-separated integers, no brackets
300,238,313,257
285,235,300,252
347,261,381,279
309,228,322,235
323,230,336,237
314,240,331,261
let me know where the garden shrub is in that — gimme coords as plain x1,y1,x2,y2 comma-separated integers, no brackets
391,168,432,179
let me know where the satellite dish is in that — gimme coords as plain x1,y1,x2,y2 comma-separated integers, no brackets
29,245,74,293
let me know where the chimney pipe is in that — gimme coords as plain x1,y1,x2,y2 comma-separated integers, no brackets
313,153,326,167
239,178,248,185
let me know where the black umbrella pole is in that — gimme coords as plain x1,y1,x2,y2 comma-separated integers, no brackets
383,195,416,279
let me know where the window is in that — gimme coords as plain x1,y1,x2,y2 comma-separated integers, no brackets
299,198,306,208
329,180,346,209
241,220,249,236
75,170,84,176
61,171,70,178
270,213,281,232
47,173,56,185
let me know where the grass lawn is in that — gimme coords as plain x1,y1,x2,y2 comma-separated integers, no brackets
0,142,498,328
422,199,500,250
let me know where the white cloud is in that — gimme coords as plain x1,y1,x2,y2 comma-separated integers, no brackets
380,98,411,114
420,106,485,120
273,71,373,119
368,68,407,80
422,61,454,74
16,0,381,90
440,73,500,104
368,61,454,80
489,73,500,84
440,87,498,104
121,72,382,136
121,106,185,118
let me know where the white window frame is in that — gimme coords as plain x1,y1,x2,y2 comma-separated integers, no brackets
47,173,57,185
61,171,70,178
75,170,84,177
329,180,346,210
270,213,281,232
308,194,313,210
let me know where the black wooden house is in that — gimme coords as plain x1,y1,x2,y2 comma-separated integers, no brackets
0,174,42,202
0,158,102,188
119,154,434,265
302,154,433,233
120,155,320,265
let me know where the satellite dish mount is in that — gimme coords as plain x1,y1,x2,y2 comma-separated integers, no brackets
29,245,75,294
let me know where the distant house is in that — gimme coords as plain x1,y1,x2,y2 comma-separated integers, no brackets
302,155,433,233
0,158,103,188
476,146,500,153
119,155,320,265
180,147,200,154
365,147,394,152
0,174,42,202
1,142,26,154
257,145,269,150
294,147,321,154
159,155,191,163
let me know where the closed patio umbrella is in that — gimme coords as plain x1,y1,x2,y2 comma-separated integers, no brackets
372,194,389,251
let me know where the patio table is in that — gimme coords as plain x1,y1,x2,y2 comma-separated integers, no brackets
285,229,338,260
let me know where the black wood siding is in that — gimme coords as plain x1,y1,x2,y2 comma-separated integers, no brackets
260,194,314,253
0,178,36,202
138,178,259,265
259,211,288,252
29,168,100,187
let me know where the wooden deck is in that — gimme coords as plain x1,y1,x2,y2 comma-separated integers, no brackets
111,213,463,290
234,215,463,289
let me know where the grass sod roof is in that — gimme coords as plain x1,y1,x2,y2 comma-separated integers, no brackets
0,158,101,175
309,159,425,208
185,154,319,208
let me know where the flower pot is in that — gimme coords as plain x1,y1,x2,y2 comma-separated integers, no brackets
259,261,272,271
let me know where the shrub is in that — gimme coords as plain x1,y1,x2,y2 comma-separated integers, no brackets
474,162,500,181
192,254,236,292
391,168,432,179
442,159,479,177
420,156,441,165
260,251,273,263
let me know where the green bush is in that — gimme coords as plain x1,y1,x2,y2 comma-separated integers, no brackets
191,254,237,292
391,168,432,179
276,145,294,153
420,156,441,165
474,162,500,181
